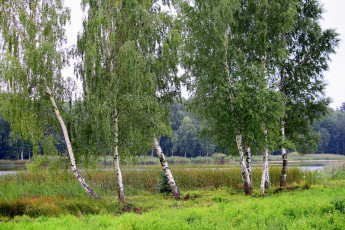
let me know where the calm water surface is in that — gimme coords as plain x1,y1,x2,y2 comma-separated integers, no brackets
1,160,339,175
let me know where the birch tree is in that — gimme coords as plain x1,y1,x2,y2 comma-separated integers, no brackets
277,0,339,187
78,0,182,201
179,0,296,194
0,0,99,198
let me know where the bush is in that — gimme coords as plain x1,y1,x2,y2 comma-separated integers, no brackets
158,173,171,194
211,153,227,160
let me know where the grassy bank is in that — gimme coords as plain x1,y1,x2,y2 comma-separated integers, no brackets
1,184,345,229
0,166,318,201
1,163,344,229
132,153,345,165
0,165,326,219
1,153,344,170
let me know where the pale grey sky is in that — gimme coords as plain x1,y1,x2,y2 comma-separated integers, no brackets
320,0,345,109
64,0,345,109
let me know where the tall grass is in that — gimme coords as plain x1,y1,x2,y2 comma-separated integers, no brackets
0,166,319,201
0,196,121,218
324,161,345,179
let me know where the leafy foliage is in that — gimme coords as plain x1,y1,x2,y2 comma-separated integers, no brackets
76,0,182,160
179,0,296,154
278,0,340,153
0,0,71,157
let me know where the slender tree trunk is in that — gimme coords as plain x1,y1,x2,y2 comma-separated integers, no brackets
236,132,252,195
280,119,288,187
46,85,99,199
245,146,252,190
265,155,271,189
261,127,271,195
20,149,24,161
261,146,271,194
224,27,252,194
113,108,125,202
154,137,181,200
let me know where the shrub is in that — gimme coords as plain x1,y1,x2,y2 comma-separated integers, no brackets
158,173,171,194
211,153,227,160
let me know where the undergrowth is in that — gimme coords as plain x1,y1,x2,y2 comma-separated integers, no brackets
1,184,345,229
0,166,319,201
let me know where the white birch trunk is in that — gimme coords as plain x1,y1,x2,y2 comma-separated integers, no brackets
245,146,252,190
113,108,125,202
265,156,271,188
46,85,99,199
280,119,288,187
154,137,182,200
236,133,252,195
260,146,271,194
260,127,271,195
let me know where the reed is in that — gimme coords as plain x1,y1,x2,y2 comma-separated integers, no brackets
0,166,319,201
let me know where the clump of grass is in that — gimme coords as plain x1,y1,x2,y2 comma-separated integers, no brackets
331,197,345,214
135,156,160,164
324,161,345,179
0,196,121,218
166,156,191,164
190,157,213,164
211,153,227,160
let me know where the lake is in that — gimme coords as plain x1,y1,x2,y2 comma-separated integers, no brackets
0,159,341,175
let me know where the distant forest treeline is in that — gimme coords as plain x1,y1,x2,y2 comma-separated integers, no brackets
1,101,345,160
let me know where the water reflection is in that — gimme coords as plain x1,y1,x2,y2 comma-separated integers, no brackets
0,160,343,175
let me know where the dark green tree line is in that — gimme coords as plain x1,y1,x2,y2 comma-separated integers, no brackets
314,106,345,155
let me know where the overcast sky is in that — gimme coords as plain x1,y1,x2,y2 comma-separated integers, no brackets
319,0,345,109
64,0,345,109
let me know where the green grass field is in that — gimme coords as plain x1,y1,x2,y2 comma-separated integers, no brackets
0,161,345,229
0,184,345,229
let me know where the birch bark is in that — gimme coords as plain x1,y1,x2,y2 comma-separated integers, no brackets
236,133,252,195
261,127,271,194
280,119,288,187
113,108,125,202
245,146,252,190
46,85,99,199
154,137,182,200
260,147,270,194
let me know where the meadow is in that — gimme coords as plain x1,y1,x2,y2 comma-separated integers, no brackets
0,159,345,229
0,179,345,229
